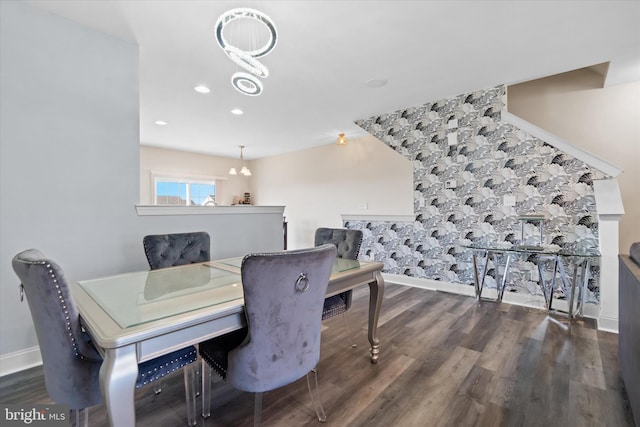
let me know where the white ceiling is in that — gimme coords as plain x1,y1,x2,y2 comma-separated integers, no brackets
24,1,640,160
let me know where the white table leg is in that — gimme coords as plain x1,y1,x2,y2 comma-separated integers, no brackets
100,345,138,427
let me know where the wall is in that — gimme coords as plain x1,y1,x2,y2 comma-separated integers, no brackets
354,86,607,302
140,145,253,206
507,68,640,253
0,0,138,361
0,2,283,375
251,135,414,249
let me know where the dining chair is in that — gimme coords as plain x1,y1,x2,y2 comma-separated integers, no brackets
315,227,363,348
199,244,337,425
12,249,198,427
143,231,211,270
143,231,210,395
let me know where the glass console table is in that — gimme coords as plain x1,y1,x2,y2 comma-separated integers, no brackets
460,243,600,318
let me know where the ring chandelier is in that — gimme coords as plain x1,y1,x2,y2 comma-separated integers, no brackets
215,8,278,96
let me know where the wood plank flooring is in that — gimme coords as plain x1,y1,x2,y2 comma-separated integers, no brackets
0,284,634,426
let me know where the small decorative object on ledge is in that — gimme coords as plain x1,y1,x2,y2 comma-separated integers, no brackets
231,193,252,205
518,214,546,250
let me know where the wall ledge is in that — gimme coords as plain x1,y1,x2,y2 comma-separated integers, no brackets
136,205,285,216
502,111,623,177
342,214,415,222
593,179,625,217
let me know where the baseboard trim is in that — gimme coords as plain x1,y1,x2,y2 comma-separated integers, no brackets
597,315,619,334
0,346,42,377
382,273,605,327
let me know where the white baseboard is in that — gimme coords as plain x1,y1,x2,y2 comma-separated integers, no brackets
0,346,42,377
382,273,608,329
596,315,619,334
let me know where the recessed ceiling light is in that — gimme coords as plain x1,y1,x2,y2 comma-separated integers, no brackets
154,120,168,126
231,108,244,115
365,78,388,88
194,85,210,94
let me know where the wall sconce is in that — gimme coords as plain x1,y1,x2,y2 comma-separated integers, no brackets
229,145,252,176
337,133,347,146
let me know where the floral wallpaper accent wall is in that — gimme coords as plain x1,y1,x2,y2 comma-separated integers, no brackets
350,85,607,302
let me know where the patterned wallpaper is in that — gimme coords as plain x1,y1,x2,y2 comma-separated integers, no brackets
349,85,607,302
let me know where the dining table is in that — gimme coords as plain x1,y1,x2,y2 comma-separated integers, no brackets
71,255,385,427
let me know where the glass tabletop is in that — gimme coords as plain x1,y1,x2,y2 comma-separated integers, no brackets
78,265,242,328
459,242,600,258
211,256,363,273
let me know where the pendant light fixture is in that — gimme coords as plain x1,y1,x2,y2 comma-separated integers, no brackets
337,133,347,146
215,8,278,96
229,145,252,176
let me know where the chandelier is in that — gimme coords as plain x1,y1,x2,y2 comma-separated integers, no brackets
229,145,252,176
215,8,278,96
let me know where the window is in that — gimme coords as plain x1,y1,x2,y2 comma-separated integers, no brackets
154,176,217,206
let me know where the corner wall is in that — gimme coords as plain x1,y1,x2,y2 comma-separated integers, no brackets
354,86,608,304
507,68,640,253
251,135,414,250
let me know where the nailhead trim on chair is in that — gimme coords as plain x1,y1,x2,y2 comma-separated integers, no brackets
199,348,228,380
136,348,198,388
19,258,84,359
322,304,348,319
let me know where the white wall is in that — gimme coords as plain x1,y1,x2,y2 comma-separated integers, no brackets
508,69,640,252
140,146,253,206
0,2,283,375
251,135,414,249
0,0,139,359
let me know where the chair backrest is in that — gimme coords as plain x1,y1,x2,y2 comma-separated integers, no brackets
143,232,210,269
227,244,337,393
314,228,363,260
11,249,102,410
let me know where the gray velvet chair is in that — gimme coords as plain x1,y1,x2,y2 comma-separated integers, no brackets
143,231,211,269
199,244,337,425
315,227,363,347
12,249,198,427
143,231,210,395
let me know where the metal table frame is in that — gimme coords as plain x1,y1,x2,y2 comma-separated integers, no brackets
466,245,597,318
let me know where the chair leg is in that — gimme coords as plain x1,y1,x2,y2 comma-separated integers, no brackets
184,365,197,426
201,359,212,419
195,344,201,397
71,407,89,427
153,382,162,395
254,392,263,427
341,311,357,349
306,369,327,423
195,366,201,398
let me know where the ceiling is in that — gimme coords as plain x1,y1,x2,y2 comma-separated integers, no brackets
23,1,640,160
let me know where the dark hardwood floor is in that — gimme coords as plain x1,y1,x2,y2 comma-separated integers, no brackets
0,284,634,426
